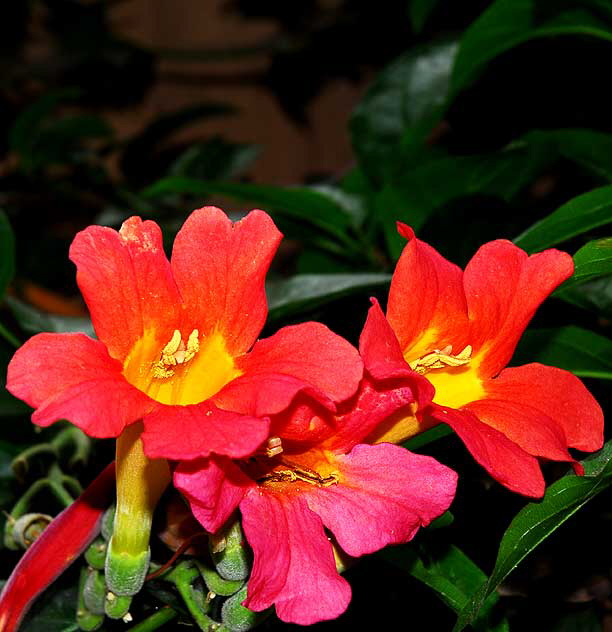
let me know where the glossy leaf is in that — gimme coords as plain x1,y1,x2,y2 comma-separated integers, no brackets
514,185,612,252
266,273,390,321
0,211,15,300
561,238,612,289
350,40,458,183
513,326,612,380
382,544,508,632
454,442,612,631
452,0,612,95
558,275,612,317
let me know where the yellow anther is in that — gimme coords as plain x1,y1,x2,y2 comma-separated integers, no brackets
258,462,339,487
153,329,200,379
265,436,283,458
409,344,472,375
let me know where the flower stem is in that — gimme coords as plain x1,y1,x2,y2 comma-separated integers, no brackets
106,422,170,596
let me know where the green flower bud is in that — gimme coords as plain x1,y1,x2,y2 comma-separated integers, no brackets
197,561,244,596
210,521,250,581
104,591,132,620
83,568,106,615
84,537,107,570
221,585,268,632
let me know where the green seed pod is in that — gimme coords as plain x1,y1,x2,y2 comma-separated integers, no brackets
221,585,268,632
210,521,250,581
84,537,107,570
197,561,244,596
104,591,132,620
83,568,106,615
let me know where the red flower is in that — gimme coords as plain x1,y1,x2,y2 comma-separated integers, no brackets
174,303,457,625
6,208,363,461
371,224,604,497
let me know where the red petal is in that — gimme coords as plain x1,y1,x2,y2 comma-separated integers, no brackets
69,217,181,362
386,224,468,358
474,363,604,454
432,406,545,497
0,464,115,631
216,322,363,416
142,403,270,459
464,241,573,377
302,443,456,557
171,208,282,356
7,333,153,438
241,490,351,625
174,457,251,534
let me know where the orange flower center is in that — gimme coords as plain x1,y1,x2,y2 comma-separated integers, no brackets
123,328,242,406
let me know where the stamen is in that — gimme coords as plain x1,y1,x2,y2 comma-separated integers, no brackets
409,344,472,375
265,437,283,458
153,329,200,379
258,461,339,488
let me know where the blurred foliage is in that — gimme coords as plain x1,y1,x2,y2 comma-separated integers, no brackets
1,0,612,630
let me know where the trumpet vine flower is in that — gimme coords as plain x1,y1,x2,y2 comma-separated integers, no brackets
175,302,457,624
6,207,362,595
372,224,604,497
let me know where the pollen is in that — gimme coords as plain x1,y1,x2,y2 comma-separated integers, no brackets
409,344,472,375
258,461,339,488
152,329,200,378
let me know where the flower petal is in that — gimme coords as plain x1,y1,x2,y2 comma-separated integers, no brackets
171,208,282,356
432,406,545,497
6,333,152,438
241,490,351,625
386,224,468,359
215,322,363,416
472,363,604,455
69,217,181,362
174,457,251,534
464,241,573,377
302,443,457,557
142,403,270,460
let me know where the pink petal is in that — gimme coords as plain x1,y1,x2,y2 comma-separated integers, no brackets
241,490,351,625
464,241,573,377
174,457,251,533
301,443,457,557
142,403,270,460
7,333,153,438
432,406,545,497
69,217,181,362
171,208,282,356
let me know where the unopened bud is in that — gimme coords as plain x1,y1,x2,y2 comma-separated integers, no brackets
221,585,268,632
9,513,53,549
210,521,250,581
104,591,132,619
84,537,107,570
83,568,106,614
197,561,244,596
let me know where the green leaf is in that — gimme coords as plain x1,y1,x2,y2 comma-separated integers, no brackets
7,297,94,337
514,185,612,252
266,273,390,322
142,177,359,250
20,581,79,632
409,0,442,32
454,442,612,631
383,544,508,632
350,40,458,183
557,274,612,317
561,238,612,289
452,0,612,95
0,211,15,300
513,326,612,380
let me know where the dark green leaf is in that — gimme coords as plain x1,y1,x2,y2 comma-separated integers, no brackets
561,238,612,289
514,185,612,252
452,0,612,95
7,297,94,337
409,0,442,32
403,424,453,451
513,326,612,380
557,275,612,317
20,581,79,632
350,40,458,183
266,273,390,321
383,544,508,632
0,210,15,300
142,177,359,248
454,441,612,631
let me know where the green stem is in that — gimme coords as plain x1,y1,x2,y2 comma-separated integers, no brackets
126,607,178,631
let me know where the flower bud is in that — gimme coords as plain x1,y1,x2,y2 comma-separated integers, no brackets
84,537,107,570
210,520,250,581
8,513,53,550
83,568,106,615
196,561,243,597
104,591,132,620
221,585,268,632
